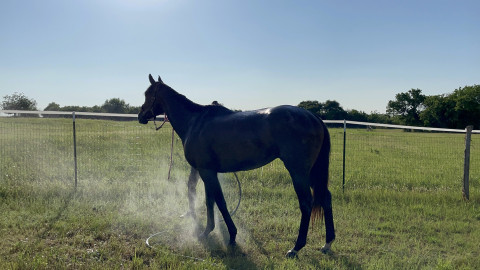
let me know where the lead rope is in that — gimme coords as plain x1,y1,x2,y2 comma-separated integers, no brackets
167,128,174,181
153,114,168,131
154,115,174,181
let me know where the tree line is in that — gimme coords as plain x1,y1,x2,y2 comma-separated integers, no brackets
1,93,140,114
2,84,479,129
297,85,479,129
43,99,141,114
385,85,480,129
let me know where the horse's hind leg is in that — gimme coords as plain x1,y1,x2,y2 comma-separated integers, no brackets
286,172,313,258
181,167,199,219
320,189,335,253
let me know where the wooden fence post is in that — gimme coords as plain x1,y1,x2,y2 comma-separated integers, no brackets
463,125,473,200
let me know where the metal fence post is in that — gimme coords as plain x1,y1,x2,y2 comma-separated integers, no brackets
343,119,346,193
463,125,473,200
73,112,78,190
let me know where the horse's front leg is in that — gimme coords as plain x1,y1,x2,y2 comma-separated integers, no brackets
198,169,237,245
198,178,216,240
181,167,199,219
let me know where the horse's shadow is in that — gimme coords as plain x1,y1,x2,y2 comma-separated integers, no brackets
157,215,362,270
149,216,257,269
214,218,363,269
197,219,259,269
302,247,364,270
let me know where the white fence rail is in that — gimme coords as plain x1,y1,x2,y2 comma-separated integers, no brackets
2,110,479,134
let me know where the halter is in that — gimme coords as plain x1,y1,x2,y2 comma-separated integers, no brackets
153,114,168,130
148,84,169,131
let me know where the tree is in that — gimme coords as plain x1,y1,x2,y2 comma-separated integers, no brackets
298,100,348,120
346,109,369,122
1,92,38,111
127,106,141,114
387,89,425,126
368,111,393,124
322,100,347,120
44,102,61,111
419,95,456,128
298,100,323,116
451,85,480,129
419,85,480,129
101,98,129,113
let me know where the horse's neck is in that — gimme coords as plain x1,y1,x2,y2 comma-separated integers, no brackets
161,87,203,140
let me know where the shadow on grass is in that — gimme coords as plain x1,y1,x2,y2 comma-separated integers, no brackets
195,220,259,269
304,249,364,270
147,215,363,269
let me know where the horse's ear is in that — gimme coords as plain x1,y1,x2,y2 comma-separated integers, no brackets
157,76,164,84
149,74,156,85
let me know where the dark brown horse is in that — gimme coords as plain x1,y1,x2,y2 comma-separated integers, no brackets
138,75,335,258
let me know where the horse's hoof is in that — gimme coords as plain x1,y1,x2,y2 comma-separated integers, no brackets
285,249,298,259
320,241,333,254
229,239,237,246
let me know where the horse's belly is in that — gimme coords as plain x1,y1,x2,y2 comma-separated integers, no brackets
214,143,278,172
216,152,277,173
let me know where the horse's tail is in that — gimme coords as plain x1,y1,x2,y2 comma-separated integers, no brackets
311,120,331,224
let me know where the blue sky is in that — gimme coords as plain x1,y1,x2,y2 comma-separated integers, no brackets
1,0,479,113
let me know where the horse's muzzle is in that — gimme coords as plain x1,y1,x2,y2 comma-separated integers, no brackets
138,111,150,124
138,117,149,124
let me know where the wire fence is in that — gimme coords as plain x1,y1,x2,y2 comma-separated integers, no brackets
327,121,479,195
1,110,478,197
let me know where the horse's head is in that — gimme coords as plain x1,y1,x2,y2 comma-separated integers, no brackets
138,74,166,124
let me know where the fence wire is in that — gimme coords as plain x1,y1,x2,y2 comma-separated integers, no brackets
0,113,477,195
337,126,478,192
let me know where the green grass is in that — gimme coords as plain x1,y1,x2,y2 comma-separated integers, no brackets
1,117,479,269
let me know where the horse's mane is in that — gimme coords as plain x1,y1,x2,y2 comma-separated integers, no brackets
162,84,203,112
162,83,234,117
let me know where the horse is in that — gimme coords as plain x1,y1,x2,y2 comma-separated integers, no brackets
138,74,335,258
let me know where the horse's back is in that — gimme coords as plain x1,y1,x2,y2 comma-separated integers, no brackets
184,104,325,172
266,105,325,138
184,107,275,171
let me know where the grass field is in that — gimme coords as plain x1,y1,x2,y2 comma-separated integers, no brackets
1,117,479,269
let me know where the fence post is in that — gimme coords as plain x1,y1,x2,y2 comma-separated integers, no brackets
73,112,78,190
463,125,473,200
343,119,346,193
